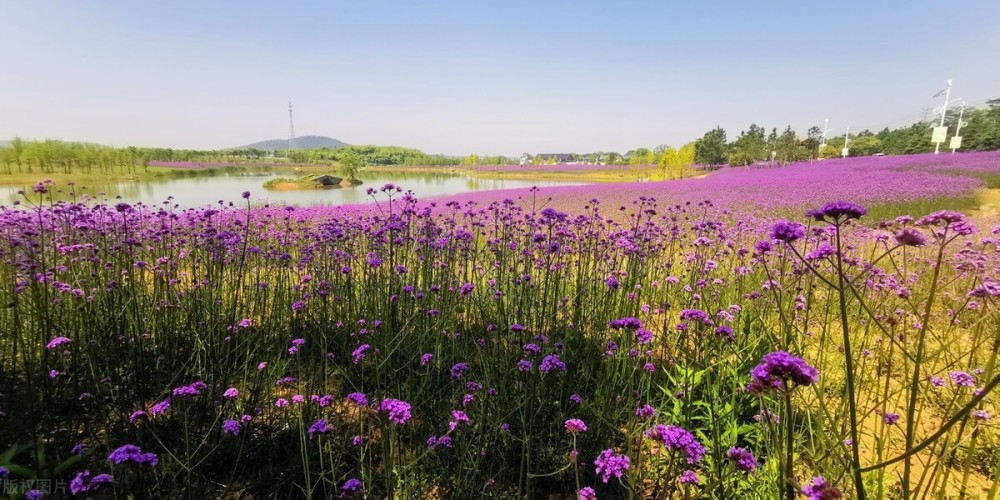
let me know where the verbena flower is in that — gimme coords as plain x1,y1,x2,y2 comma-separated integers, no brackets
539,354,567,374
803,476,842,499
45,336,72,350
747,351,818,393
347,392,368,407
645,425,705,464
594,449,630,483
578,486,597,500
609,317,642,330
107,444,158,466
172,380,207,397
678,469,700,485
769,220,806,243
308,419,330,438
223,387,239,398
894,228,927,247
150,399,170,416
726,447,759,472
635,328,654,344
564,418,588,434
222,419,240,436
70,470,114,495
380,398,412,424
949,370,977,387
807,201,867,222
882,412,900,425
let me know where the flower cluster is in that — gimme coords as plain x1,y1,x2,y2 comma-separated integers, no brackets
747,351,819,393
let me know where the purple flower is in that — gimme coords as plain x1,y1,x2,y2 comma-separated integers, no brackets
635,328,654,344
0,466,7,478
726,447,760,472
450,362,470,379
539,354,567,374
578,486,597,500
517,359,532,372
645,425,705,464
70,470,114,494
222,419,240,436
172,380,207,397
803,476,842,500
609,317,642,330
129,410,147,423
379,398,412,424
45,336,72,350
808,201,867,222
805,243,836,261
308,419,330,438
769,220,806,243
347,392,368,407
678,469,700,485
569,393,583,406
352,344,371,364
594,449,630,483
565,418,588,434
460,282,474,295
107,444,158,466
949,370,977,387
715,325,735,342
150,399,170,416
635,405,657,419
420,353,433,366
24,490,43,500
223,387,239,398
973,409,991,421
342,477,363,493
894,228,927,247
605,275,620,290
928,376,946,388
747,351,818,393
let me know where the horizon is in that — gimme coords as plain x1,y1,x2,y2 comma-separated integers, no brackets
1,1,999,156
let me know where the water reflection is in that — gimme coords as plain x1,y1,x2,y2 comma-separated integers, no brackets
2,169,583,208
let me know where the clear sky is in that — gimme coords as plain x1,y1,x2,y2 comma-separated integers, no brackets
1,1,998,156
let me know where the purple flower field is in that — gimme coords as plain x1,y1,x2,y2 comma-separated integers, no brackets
435,152,996,217
0,152,998,498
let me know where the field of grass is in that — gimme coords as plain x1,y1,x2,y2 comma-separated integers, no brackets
0,152,998,498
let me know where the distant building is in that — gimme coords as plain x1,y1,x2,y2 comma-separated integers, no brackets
519,153,533,165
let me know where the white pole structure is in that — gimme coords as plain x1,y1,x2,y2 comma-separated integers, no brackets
951,101,966,154
842,127,850,158
288,102,296,154
933,80,952,154
819,118,830,153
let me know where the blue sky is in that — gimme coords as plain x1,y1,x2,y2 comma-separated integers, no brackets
1,1,998,155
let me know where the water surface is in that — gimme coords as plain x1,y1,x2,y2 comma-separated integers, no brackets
3,170,585,208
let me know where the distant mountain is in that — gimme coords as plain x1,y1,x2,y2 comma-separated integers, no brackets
235,135,348,150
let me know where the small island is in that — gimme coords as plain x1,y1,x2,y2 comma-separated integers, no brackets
263,153,364,190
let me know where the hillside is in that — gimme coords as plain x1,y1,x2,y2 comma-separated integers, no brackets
236,135,347,150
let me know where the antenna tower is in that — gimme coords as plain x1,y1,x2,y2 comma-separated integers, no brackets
288,102,296,153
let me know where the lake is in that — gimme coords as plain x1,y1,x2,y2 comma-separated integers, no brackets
2,169,585,208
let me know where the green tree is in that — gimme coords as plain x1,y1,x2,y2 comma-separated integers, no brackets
729,124,768,167
338,153,364,180
695,127,728,167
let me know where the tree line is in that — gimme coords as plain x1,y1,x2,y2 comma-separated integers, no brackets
693,98,1000,167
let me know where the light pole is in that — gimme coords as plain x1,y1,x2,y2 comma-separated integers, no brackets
933,80,951,154
951,101,966,154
